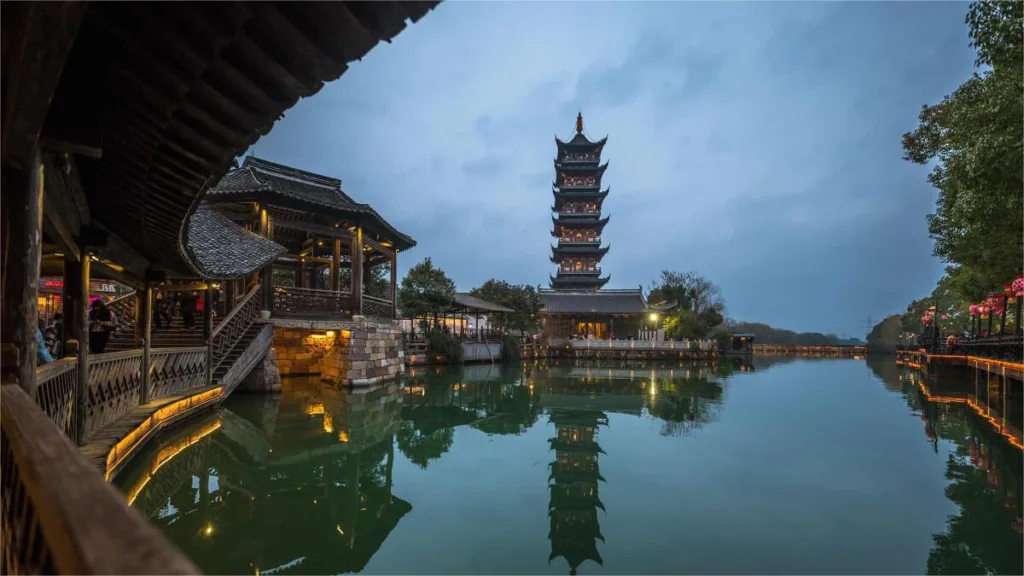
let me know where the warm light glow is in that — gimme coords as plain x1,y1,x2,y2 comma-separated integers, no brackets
336,524,345,535
322,412,334,434
203,524,214,537
305,402,325,415
326,330,335,337
649,313,658,322
338,430,349,443
125,419,222,505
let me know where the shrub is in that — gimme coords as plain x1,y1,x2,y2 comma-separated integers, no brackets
500,335,521,363
426,328,463,364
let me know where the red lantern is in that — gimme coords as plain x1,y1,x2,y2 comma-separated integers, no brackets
970,304,980,316
1013,274,1024,296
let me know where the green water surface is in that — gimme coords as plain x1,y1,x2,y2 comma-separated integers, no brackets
115,358,1023,575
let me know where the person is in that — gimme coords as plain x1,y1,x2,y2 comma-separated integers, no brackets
37,328,54,365
196,291,205,316
155,292,172,329
173,291,183,322
180,291,198,329
88,299,117,354
44,326,61,359
49,313,64,357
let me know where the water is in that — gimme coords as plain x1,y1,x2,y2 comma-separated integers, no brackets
115,358,1023,575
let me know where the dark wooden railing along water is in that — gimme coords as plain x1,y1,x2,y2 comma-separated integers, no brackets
33,357,79,441
362,294,395,319
148,347,208,400
1,386,198,574
273,285,353,318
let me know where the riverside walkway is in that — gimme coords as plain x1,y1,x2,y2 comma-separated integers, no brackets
0,2,439,574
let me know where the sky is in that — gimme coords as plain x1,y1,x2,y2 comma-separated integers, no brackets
245,0,978,338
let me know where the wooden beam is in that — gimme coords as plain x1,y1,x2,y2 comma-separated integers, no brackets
362,234,393,258
273,218,355,240
351,227,363,314
1,2,87,169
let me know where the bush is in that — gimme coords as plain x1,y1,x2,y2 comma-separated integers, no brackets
714,332,731,352
500,335,521,363
426,328,463,364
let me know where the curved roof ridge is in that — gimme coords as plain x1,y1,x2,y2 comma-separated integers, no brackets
244,156,340,188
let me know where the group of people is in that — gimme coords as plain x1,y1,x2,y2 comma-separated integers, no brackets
36,288,222,366
154,290,211,330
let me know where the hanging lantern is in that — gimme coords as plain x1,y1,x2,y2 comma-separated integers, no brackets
969,304,980,316
1013,274,1024,296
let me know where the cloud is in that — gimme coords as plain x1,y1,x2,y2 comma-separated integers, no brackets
247,0,976,336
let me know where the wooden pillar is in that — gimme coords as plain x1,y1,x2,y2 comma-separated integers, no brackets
1017,294,1023,337
0,150,45,393
350,227,363,315
390,250,398,318
225,279,236,313
62,259,82,358
332,238,342,292
259,209,272,311
76,254,91,445
140,286,152,404
999,294,1008,337
204,285,214,387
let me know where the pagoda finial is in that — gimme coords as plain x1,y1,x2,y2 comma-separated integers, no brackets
576,111,583,134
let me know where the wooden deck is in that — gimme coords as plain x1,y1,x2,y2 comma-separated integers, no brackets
81,386,222,478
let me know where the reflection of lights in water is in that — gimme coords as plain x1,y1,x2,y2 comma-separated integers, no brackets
322,412,333,434
336,524,345,535
203,524,214,537
338,430,349,443
305,402,325,416
126,419,222,506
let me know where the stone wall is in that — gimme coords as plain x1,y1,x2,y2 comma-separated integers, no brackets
239,348,283,393
270,317,405,387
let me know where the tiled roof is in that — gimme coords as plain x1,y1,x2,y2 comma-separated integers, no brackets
453,293,515,313
185,204,286,279
207,156,416,250
539,289,647,314
555,133,608,148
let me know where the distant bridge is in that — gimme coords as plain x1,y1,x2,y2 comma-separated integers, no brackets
752,344,866,357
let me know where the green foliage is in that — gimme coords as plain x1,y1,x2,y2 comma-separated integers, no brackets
902,1,1023,301
469,279,542,333
500,334,521,363
650,270,726,340
723,321,861,346
425,328,463,364
398,258,456,318
901,276,972,336
713,332,731,352
866,315,905,353
365,264,390,299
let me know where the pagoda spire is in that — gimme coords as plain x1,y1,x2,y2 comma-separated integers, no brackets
576,112,583,134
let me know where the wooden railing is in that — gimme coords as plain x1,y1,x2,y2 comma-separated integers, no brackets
33,357,78,440
211,283,261,371
362,294,395,320
220,324,274,395
149,347,208,400
273,285,352,317
106,291,137,335
84,350,145,439
1,386,198,574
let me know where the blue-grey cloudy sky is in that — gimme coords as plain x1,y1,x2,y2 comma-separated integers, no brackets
247,0,976,337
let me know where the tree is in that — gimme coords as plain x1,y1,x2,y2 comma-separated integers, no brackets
901,276,972,337
649,270,726,340
469,279,543,334
866,315,904,353
397,258,455,321
902,1,1023,301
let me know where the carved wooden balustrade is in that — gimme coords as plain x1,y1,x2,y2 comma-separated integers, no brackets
106,291,137,334
362,294,395,320
211,283,261,371
149,347,208,400
273,285,353,318
83,350,145,440
33,357,79,440
1,386,197,574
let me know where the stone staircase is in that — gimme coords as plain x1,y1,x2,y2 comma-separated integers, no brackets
212,322,266,384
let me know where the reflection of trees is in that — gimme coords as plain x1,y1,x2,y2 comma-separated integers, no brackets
396,420,455,469
648,377,724,438
867,356,1023,574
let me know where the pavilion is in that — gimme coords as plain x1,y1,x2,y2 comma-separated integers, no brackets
538,287,675,340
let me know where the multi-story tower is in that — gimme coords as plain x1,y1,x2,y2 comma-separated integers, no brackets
547,408,607,575
550,113,611,290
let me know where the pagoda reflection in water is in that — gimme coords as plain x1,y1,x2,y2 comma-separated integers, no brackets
547,407,608,575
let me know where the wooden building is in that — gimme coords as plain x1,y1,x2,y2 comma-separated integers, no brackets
205,156,416,319
550,113,611,291
538,288,674,340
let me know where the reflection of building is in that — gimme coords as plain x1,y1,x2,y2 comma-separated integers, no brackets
547,409,608,575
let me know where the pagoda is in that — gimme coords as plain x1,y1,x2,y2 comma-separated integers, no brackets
550,113,611,290
547,408,607,575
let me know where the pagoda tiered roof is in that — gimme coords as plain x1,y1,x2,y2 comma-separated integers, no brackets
548,274,611,290
551,244,610,260
552,216,609,232
552,187,609,202
555,132,608,149
555,161,609,175
538,288,678,315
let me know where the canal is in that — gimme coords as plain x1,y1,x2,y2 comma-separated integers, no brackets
114,358,1023,575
